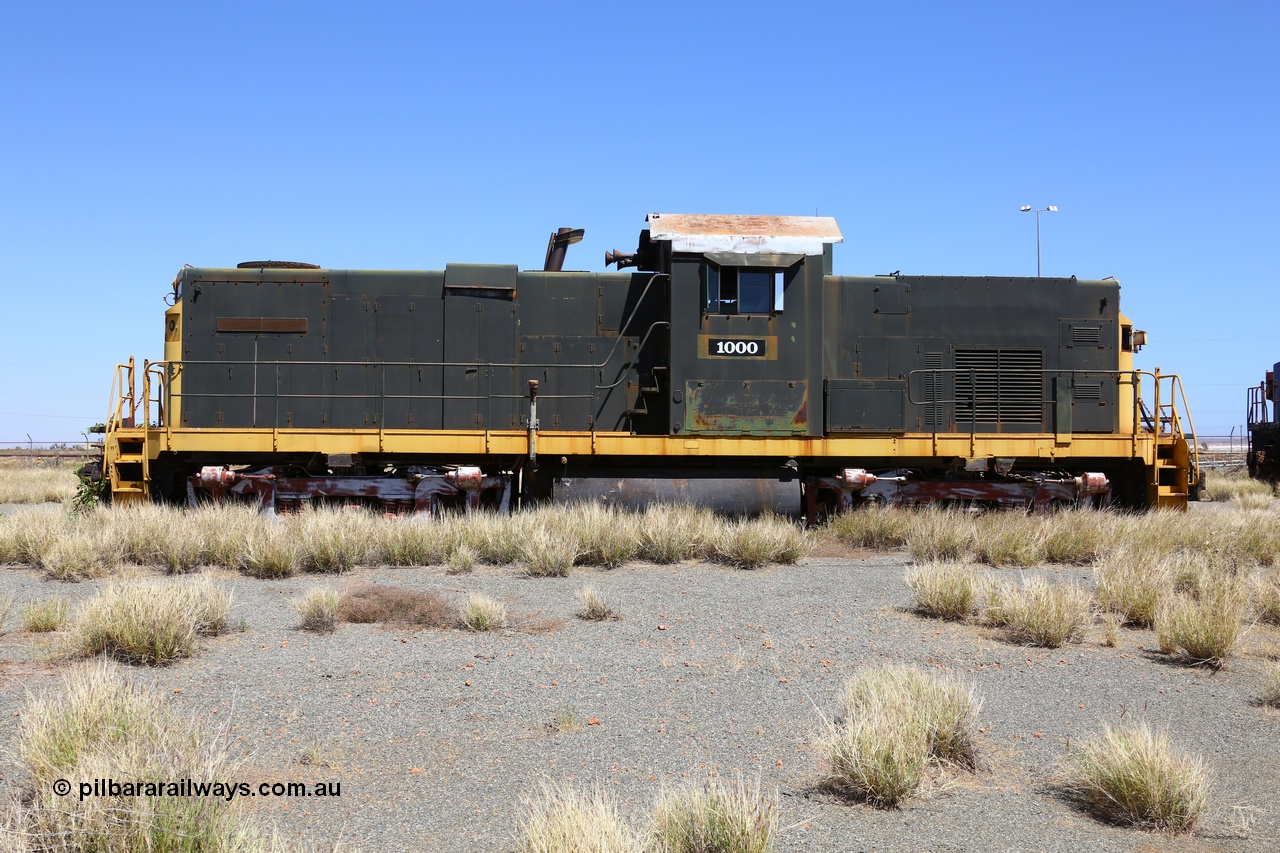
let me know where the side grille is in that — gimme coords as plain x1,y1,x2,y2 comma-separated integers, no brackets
955,349,1044,425
1073,381,1102,401
924,352,944,428
1072,325,1102,345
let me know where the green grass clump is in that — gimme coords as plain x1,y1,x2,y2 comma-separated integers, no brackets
68,578,233,665
905,562,977,621
650,778,778,853
1063,721,1210,833
516,782,641,853
820,666,981,807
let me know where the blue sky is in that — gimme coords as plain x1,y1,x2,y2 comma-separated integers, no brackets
1,2,1276,442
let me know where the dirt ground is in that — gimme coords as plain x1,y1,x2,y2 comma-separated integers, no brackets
0,508,1277,852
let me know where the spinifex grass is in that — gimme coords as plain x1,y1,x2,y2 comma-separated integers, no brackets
1064,721,1210,833
906,508,975,562
708,515,810,569
1154,580,1250,668
21,597,70,633
0,459,78,504
649,777,778,853
1094,548,1173,628
982,576,1091,648
292,588,340,633
820,666,981,807
69,578,233,665
825,504,911,550
459,593,506,632
516,782,640,853
972,512,1045,567
15,661,278,852
905,561,978,621
575,584,620,621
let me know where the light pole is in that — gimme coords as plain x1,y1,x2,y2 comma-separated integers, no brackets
1019,205,1057,277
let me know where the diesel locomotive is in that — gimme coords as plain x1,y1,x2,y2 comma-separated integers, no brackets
100,213,1198,519
1247,363,1280,482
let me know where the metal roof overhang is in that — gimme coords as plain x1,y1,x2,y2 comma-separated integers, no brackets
647,213,844,255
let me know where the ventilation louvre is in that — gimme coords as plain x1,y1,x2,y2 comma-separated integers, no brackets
1072,326,1102,345
955,349,1044,424
1073,382,1102,401
924,352,945,428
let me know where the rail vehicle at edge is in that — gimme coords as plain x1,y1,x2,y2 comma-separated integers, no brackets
98,213,1199,520
1247,363,1280,483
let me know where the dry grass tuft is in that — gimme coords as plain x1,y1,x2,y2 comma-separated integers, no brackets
576,584,621,621
1063,721,1210,833
649,777,778,853
905,561,977,621
1154,581,1250,667
68,578,233,665
460,592,506,631
983,576,1091,648
567,504,641,568
294,506,375,572
825,504,911,550
0,459,79,504
973,512,1045,567
638,505,713,564
521,525,581,577
236,528,299,578
1042,510,1113,565
1101,611,1121,647
709,515,810,569
21,597,70,633
1095,549,1172,628
447,542,478,574
0,594,12,633
1258,663,1280,708
13,661,278,852
1254,573,1280,625
1202,469,1273,505
39,527,120,581
516,781,641,853
906,508,975,562
820,665,981,808
292,588,341,633
337,582,454,628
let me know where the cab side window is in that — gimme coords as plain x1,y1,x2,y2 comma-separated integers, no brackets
704,266,783,315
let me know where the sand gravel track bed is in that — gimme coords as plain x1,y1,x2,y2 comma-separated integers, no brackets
0,544,1277,853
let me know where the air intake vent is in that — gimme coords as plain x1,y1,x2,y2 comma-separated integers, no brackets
1072,325,1101,345
924,352,945,428
1073,382,1102,401
955,349,1044,424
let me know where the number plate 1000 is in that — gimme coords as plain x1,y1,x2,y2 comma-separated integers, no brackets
708,338,767,357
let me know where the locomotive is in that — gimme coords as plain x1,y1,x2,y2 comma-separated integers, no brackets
1247,363,1280,482
100,213,1198,520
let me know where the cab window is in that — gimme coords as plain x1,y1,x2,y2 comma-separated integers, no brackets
704,266,783,315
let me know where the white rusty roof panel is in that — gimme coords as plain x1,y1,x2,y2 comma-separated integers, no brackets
646,213,843,255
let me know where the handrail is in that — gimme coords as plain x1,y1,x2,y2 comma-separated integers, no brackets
106,357,136,433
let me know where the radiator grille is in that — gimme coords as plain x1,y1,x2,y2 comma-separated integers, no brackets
955,349,1044,424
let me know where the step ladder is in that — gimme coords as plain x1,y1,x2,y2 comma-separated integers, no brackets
1144,369,1198,510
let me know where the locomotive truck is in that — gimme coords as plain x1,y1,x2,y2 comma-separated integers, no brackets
98,213,1198,520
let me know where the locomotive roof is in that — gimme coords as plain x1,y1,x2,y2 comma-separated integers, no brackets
646,213,843,255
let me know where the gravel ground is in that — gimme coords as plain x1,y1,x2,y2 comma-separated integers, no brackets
0,510,1278,851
